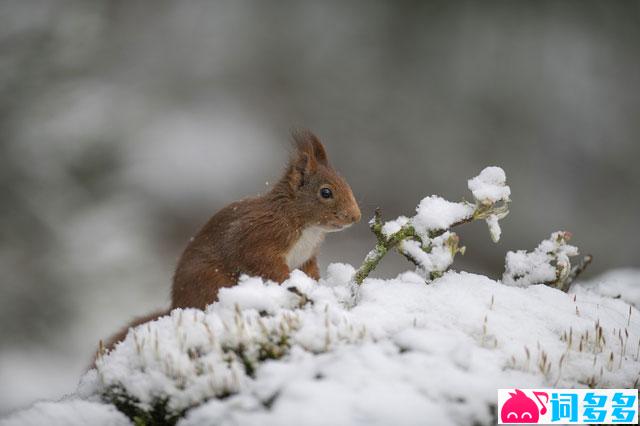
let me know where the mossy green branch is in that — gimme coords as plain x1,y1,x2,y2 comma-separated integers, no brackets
354,200,510,285
354,208,423,284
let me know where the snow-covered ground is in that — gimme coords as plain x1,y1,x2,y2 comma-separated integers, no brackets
2,265,638,426
578,268,640,309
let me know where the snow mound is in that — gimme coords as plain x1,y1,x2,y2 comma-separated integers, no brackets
575,268,640,308
0,399,131,426
71,267,640,426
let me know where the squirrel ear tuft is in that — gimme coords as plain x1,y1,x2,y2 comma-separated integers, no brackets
286,141,315,191
292,129,329,167
295,152,314,187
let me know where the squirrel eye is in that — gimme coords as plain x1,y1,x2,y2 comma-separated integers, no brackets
320,187,333,199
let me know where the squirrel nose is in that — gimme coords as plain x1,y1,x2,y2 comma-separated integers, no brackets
351,208,361,223
342,207,361,223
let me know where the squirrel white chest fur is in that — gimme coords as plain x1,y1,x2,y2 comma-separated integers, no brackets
285,226,325,270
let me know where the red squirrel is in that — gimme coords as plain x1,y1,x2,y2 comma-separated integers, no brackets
99,130,361,355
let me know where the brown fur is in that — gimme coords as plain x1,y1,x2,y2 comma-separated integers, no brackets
95,130,360,363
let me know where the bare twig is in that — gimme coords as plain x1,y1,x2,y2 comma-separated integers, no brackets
559,254,593,292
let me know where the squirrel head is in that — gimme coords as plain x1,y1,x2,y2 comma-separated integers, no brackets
281,130,361,231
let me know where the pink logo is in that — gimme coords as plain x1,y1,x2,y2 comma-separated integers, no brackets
501,389,548,423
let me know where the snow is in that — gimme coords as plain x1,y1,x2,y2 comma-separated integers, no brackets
63,266,639,426
5,267,639,425
399,232,459,277
381,216,409,238
467,166,511,204
503,231,579,287
486,214,501,243
0,399,131,426
412,196,474,237
575,268,640,308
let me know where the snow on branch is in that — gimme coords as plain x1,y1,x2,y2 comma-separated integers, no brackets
354,166,510,284
503,231,592,292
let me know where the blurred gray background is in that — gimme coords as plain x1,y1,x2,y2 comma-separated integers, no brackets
1,0,639,414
